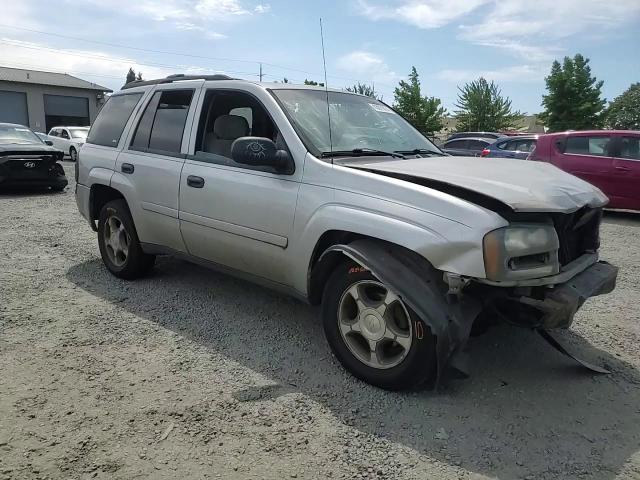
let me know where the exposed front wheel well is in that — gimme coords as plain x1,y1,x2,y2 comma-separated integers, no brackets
90,184,126,222
307,231,419,305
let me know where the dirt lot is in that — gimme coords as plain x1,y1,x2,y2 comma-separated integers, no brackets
1,163,640,480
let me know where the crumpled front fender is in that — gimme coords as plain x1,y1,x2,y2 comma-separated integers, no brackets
319,239,482,383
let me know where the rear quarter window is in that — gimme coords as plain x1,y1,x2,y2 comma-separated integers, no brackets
87,93,143,147
620,136,640,160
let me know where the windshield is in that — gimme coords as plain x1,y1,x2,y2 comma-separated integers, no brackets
0,125,42,145
272,89,441,157
69,127,89,139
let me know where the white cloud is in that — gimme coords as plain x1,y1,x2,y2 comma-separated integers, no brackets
0,38,232,89
357,0,490,29
356,0,640,61
459,0,640,60
81,0,268,35
254,4,271,13
436,64,546,83
336,51,400,84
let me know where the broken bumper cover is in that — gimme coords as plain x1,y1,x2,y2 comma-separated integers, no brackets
505,261,618,329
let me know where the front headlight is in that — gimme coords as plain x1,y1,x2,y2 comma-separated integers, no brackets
483,224,559,281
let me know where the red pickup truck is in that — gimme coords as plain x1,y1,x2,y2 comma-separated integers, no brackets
529,130,640,211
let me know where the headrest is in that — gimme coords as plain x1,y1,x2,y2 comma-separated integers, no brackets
213,114,249,140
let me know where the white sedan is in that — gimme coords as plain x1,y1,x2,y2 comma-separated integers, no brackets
47,126,89,161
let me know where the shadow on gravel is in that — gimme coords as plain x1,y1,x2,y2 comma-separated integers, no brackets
603,209,640,226
67,258,640,480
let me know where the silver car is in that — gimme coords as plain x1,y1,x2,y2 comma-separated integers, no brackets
75,74,617,390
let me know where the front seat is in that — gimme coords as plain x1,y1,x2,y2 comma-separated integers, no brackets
204,114,249,158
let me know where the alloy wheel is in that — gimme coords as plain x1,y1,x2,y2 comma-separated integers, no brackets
337,280,413,369
103,214,130,267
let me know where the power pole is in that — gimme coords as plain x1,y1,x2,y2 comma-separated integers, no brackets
259,63,263,82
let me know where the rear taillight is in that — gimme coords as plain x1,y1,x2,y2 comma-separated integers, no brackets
480,148,490,157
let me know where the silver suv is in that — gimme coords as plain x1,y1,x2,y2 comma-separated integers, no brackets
75,74,617,390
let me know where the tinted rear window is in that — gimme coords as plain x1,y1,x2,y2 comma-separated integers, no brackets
445,140,467,149
620,136,640,160
565,136,611,156
87,93,143,147
130,90,193,154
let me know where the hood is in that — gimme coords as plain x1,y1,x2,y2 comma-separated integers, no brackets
339,156,609,213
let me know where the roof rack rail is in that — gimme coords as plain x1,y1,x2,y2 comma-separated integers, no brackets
121,73,235,90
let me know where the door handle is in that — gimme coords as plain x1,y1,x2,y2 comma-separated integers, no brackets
187,175,205,188
615,166,631,172
121,163,134,174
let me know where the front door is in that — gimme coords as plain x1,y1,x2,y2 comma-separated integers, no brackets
178,88,300,285
610,135,640,210
113,87,199,252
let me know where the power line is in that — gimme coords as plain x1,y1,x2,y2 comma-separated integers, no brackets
0,23,395,88
0,39,261,78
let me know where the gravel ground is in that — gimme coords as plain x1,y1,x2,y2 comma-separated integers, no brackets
1,163,640,480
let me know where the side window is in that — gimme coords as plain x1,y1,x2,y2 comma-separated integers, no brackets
565,136,611,156
496,141,509,150
445,140,467,149
193,90,285,172
87,93,143,147
467,140,487,151
514,139,534,152
229,107,253,134
620,136,640,160
61,130,70,139
131,89,194,154
49,129,58,137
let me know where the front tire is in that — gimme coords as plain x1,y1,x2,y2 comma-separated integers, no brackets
97,199,155,279
322,262,437,390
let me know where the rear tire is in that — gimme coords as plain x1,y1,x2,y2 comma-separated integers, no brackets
97,199,155,279
321,261,437,390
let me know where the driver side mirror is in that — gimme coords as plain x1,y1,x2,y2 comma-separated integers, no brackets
231,137,293,173
44,140,53,146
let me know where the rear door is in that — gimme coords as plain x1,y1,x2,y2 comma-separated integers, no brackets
557,134,614,194
114,85,201,252
610,134,640,209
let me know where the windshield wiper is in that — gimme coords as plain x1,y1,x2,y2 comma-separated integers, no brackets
395,148,444,156
320,148,406,159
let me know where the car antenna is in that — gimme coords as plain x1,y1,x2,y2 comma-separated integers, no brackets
320,17,334,163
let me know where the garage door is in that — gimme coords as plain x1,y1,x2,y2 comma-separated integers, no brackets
0,90,29,126
44,94,89,132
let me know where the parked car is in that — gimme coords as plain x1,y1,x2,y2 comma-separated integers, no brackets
76,74,617,390
35,132,52,143
48,126,89,161
446,131,502,141
441,137,493,156
0,123,67,191
481,135,538,159
529,130,640,211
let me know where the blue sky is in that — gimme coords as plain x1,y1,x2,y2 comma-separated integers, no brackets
2,0,639,114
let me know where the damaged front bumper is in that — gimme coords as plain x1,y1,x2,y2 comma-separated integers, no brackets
477,261,618,330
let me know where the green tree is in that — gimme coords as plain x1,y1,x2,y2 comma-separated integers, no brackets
125,67,136,84
605,83,640,130
345,82,380,99
540,54,606,132
393,66,446,135
454,77,523,132
304,79,325,87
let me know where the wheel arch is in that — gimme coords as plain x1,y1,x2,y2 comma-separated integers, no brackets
89,184,127,223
